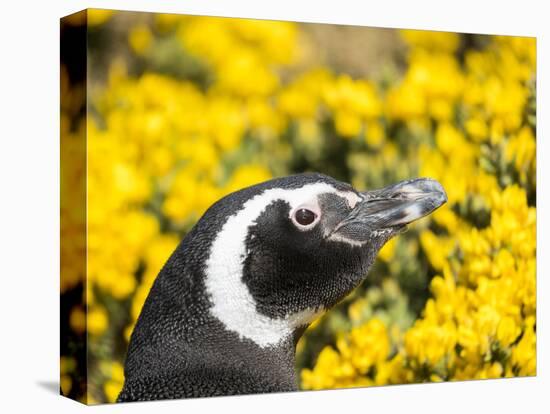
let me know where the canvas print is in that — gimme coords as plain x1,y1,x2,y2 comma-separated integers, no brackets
60,9,536,404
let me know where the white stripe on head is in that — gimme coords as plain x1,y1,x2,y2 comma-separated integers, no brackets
204,182,359,348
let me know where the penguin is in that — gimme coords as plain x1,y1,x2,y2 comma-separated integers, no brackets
118,172,446,402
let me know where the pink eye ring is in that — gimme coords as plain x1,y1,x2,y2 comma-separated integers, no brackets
291,206,320,230
295,208,316,226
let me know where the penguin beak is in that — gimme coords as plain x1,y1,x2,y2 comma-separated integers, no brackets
329,178,447,243
357,178,448,228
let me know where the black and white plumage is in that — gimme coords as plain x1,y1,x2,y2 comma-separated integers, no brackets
118,173,447,402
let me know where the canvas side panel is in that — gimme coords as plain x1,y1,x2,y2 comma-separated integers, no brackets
60,9,88,405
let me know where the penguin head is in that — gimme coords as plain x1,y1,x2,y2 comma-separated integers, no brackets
195,173,446,348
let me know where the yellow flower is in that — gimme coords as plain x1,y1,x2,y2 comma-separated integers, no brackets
348,299,368,324
223,164,272,194
69,306,86,334
401,30,460,53
334,110,362,138
378,237,396,262
465,116,489,142
109,274,137,299
511,319,536,376
420,230,454,271
386,82,426,121
128,24,153,55
364,120,385,148
207,96,246,151
60,356,76,396
497,316,521,347
155,13,184,33
477,362,504,379
60,375,72,396
404,320,456,366
506,126,536,182
102,362,124,403
216,52,279,97
87,9,114,27
432,206,459,233
88,306,109,336
246,97,285,137
326,75,381,117
301,347,342,390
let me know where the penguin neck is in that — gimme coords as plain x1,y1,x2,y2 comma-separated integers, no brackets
128,256,302,389
203,224,325,348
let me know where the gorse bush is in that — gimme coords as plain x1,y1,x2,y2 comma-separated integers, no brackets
60,10,536,403
301,32,536,389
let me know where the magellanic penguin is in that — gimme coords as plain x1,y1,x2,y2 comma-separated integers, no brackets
118,173,447,402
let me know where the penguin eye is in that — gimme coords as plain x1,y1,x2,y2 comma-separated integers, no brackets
292,208,318,228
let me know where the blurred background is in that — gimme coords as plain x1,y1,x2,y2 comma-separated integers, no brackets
60,9,536,404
